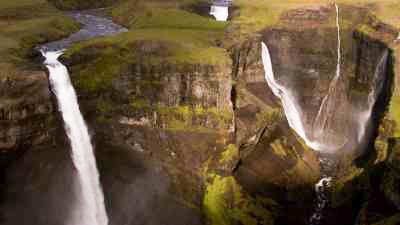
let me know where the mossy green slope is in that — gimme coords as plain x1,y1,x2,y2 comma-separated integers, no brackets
203,173,276,225
231,0,400,40
0,0,79,63
47,0,115,10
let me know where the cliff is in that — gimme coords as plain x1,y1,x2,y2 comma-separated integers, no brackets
0,1,400,225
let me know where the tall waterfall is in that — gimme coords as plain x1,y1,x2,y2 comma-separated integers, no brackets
313,3,342,139
356,50,389,142
261,2,390,156
261,42,321,149
41,50,109,225
261,4,344,152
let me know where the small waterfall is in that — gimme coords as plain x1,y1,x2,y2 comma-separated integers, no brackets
41,50,108,225
309,177,332,225
210,0,232,21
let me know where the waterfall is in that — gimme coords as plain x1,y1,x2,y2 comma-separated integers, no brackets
210,5,229,21
313,3,342,137
261,42,324,150
356,50,389,142
41,50,109,225
309,177,332,225
261,42,339,151
210,0,232,21
261,4,345,152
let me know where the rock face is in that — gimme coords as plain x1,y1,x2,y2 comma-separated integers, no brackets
382,140,400,210
230,4,398,225
59,39,236,225
0,68,56,171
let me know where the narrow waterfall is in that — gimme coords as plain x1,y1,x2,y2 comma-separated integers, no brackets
41,50,109,225
261,4,344,152
313,3,342,138
356,50,389,142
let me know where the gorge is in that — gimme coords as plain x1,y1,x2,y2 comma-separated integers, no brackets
0,1,399,225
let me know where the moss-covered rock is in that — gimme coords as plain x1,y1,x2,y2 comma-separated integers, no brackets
203,173,276,225
0,0,80,63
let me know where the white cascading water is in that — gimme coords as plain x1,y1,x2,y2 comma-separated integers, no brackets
41,50,109,225
210,0,232,21
261,42,322,150
356,50,389,142
309,177,332,225
210,5,229,21
261,4,342,152
313,3,342,139
262,4,390,224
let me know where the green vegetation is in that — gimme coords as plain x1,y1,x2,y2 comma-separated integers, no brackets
270,139,289,158
371,214,400,225
66,27,229,69
131,98,152,112
256,109,283,128
113,6,227,31
389,96,400,138
56,0,230,69
231,0,400,40
331,167,365,207
219,144,239,164
0,0,79,63
96,99,114,114
156,105,233,131
71,47,128,92
47,0,114,10
203,173,276,225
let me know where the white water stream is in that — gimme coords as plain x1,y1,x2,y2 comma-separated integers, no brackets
313,3,342,140
210,0,232,21
261,4,390,224
356,50,389,143
41,50,108,225
261,4,344,153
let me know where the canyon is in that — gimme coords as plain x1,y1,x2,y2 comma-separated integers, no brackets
0,1,399,225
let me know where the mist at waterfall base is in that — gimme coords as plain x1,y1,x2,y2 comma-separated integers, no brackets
260,8,388,156
41,50,108,225
261,5,389,225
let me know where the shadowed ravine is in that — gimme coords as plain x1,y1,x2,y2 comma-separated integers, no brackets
261,4,391,225
261,4,389,156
